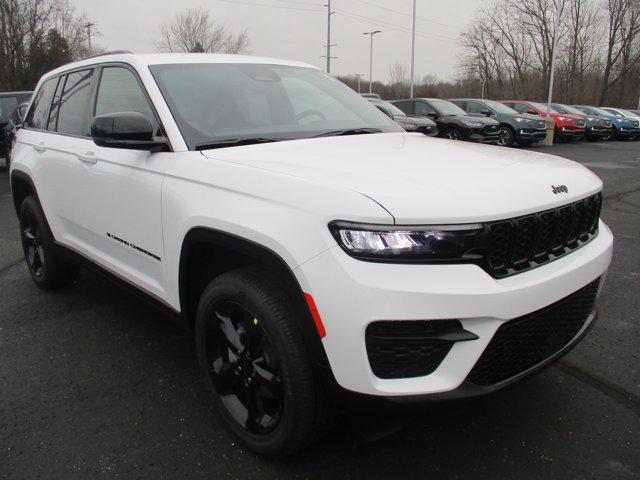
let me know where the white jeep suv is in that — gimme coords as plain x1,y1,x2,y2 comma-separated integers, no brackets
10,52,613,457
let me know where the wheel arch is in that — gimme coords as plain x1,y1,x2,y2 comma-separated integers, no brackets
178,227,330,367
11,169,39,216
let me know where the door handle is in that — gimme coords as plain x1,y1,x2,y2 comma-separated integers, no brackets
77,151,97,164
33,142,46,153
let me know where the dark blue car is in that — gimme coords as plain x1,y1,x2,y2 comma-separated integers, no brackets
572,105,640,140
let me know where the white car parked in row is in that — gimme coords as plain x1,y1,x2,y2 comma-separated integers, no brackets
10,52,613,457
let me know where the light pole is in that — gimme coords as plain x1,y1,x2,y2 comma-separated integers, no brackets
363,30,381,94
324,1,336,73
543,0,564,145
353,73,364,93
410,0,417,98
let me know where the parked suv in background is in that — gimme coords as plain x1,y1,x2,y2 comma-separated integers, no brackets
572,105,640,140
602,107,640,139
368,98,438,136
1,102,29,168
11,53,613,457
391,97,500,143
500,100,586,142
551,104,612,141
0,91,32,163
449,98,546,147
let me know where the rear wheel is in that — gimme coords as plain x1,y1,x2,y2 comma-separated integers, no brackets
19,196,79,289
195,268,331,457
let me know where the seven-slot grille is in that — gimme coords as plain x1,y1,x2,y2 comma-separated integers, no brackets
574,119,586,127
534,120,546,129
467,277,600,386
481,193,601,278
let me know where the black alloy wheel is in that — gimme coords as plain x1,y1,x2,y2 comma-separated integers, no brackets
497,126,515,147
444,128,462,140
21,208,45,281
204,300,283,435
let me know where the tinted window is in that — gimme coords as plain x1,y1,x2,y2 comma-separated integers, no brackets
25,79,58,129
57,70,94,136
47,76,66,131
95,67,159,133
0,96,18,122
416,101,437,116
428,99,466,116
393,101,415,115
467,101,487,115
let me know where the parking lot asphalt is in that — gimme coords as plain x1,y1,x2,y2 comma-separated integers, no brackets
1,140,639,480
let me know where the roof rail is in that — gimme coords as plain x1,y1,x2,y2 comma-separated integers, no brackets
79,50,133,61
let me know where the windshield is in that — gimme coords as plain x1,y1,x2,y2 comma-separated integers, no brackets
577,106,611,117
617,108,640,118
149,63,401,148
529,102,559,114
428,99,467,116
479,99,516,114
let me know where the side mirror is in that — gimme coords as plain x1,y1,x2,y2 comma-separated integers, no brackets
480,110,492,116
527,109,539,115
91,112,168,151
426,112,438,119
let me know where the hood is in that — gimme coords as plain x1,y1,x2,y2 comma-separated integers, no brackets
440,115,499,125
201,133,602,224
398,115,437,126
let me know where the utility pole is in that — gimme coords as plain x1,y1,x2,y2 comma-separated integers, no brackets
363,30,381,94
409,0,417,98
543,0,564,145
83,22,95,51
323,1,336,73
353,73,364,93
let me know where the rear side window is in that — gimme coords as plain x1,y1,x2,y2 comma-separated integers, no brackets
56,69,94,136
25,78,58,129
94,67,159,133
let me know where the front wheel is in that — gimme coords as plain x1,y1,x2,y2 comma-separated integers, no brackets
497,126,515,147
443,127,463,140
195,268,331,457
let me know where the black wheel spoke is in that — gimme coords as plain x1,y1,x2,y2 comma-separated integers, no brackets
205,300,283,435
252,358,281,399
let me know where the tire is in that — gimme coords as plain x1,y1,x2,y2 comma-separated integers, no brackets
195,267,331,457
19,196,79,289
497,126,515,147
443,127,463,141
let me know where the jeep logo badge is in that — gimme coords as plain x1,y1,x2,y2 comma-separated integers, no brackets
551,185,568,194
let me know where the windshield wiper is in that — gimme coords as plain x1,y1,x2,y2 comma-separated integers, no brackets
194,137,283,150
312,127,383,138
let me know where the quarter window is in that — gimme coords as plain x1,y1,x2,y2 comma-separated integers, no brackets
56,70,94,136
25,78,58,130
95,67,158,133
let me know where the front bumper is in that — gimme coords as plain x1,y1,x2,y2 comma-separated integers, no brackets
586,125,613,138
515,127,547,142
468,126,500,143
295,221,613,398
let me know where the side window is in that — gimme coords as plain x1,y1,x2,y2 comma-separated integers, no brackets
57,69,94,136
0,96,18,122
449,100,467,111
47,75,66,131
415,101,436,116
394,101,415,115
467,101,487,115
25,78,57,129
95,67,159,134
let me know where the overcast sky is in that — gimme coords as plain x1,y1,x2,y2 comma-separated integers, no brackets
70,0,484,82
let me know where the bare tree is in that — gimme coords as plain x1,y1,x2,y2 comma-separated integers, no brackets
158,7,249,54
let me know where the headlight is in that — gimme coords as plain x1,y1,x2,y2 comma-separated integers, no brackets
461,120,484,127
587,117,596,121
514,117,530,124
329,221,481,261
558,116,572,122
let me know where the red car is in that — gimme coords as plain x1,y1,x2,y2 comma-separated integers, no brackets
499,100,586,141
